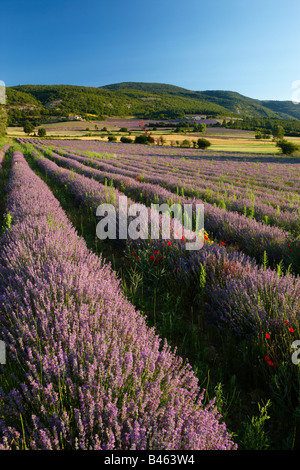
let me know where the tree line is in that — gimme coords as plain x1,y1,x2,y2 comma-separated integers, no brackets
0,105,7,137
223,116,300,137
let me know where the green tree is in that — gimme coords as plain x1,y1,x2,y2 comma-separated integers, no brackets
120,136,133,143
134,134,154,145
197,138,211,149
272,124,284,140
23,120,35,135
38,127,47,137
276,139,299,155
159,136,166,146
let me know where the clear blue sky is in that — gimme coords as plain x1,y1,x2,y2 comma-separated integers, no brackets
1,0,300,101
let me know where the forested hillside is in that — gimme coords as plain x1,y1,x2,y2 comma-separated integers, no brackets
6,82,300,130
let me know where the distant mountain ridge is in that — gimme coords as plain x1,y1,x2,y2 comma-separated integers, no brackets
101,82,300,120
6,81,300,122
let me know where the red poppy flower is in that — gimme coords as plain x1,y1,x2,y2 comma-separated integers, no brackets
168,241,171,246
289,328,294,333
221,241,226,245
268,360,274,366
181,236,185,241
265,355,270,361
149,255,155,261
284,320,289,324
136,256,139,260
288,244,291,248
265,333,270,339
154,250,159,255
204,235,208,240
131,252,135,256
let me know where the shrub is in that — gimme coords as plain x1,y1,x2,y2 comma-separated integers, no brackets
108,135,117,142
134,134,154,145
38,127,47,137
120,136,133,143
276,139,299,155
23,120,35,135
197,138,211,149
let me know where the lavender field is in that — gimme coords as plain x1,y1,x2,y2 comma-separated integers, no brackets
0,138,299,450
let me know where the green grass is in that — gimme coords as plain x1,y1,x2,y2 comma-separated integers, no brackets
0,144,13,235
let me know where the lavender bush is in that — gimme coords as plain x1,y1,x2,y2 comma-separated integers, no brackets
30,142,293,266
0,151,237,450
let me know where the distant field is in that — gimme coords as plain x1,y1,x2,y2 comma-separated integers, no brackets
7,118,300,154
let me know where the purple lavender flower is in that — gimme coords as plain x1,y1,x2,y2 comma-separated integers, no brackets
0,151,236,450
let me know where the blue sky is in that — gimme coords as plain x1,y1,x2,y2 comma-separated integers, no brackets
1,0,300,100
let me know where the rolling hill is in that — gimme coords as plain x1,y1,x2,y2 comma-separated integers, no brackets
6,82,300,124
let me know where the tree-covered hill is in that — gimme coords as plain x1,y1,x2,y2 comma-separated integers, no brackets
102,83,296,119
260,100,300,120
6,82,300,126
9,83,233,121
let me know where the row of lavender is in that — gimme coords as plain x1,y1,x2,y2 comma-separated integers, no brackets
40,139,300,196
31,140,300,234
28,147,196,248
28,142,294,269
22,146,300,339
0,150,236,450
55,144,299,233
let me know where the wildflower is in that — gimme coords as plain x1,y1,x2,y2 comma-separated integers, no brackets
154,250,159,255
268,360,274,366
149,255,155,261
221,241,226,246
136,256,139,260
181,236,185,241
284,320,289,324
204,235,208,240
265,355,270,361
154,258,159,263
265,333,270,339
168,241,171,246
289,328,294,333
131,252,135,256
